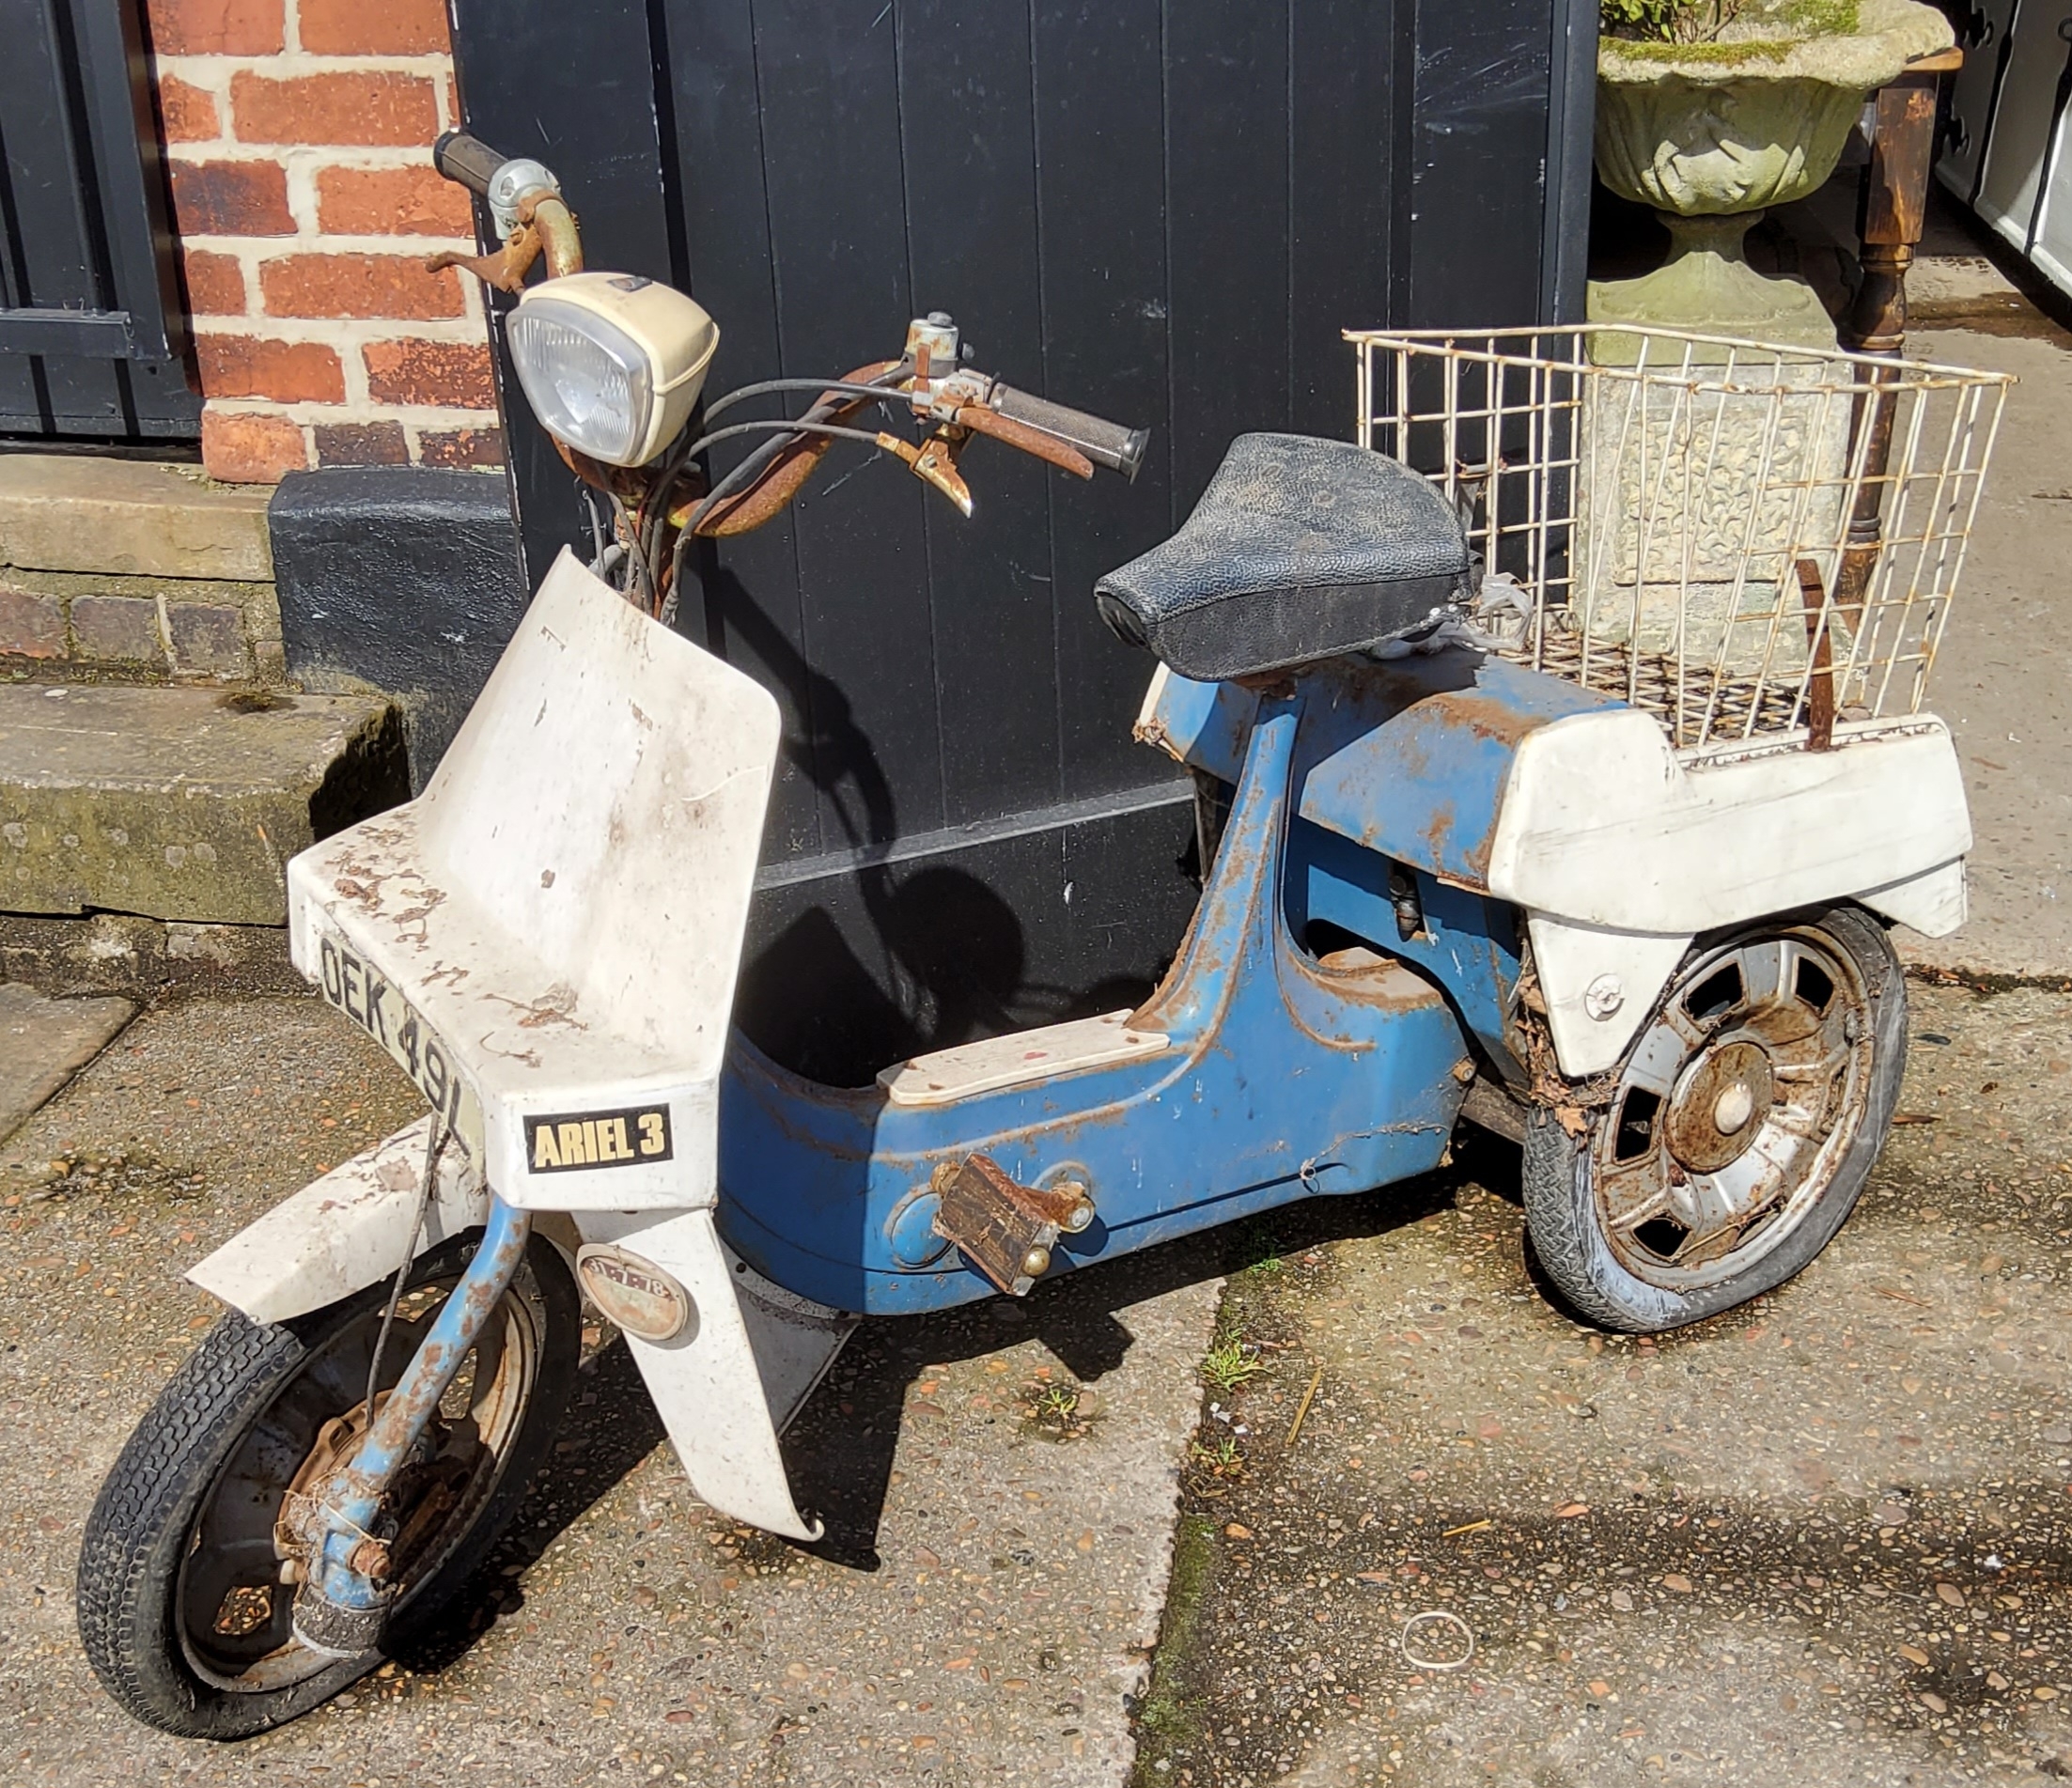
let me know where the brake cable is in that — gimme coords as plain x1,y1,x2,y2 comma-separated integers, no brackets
639,378,911,579
701,377,912,422
658,363,917,624
362,1114,448,1423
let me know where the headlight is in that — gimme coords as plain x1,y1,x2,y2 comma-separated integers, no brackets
508,272,720,467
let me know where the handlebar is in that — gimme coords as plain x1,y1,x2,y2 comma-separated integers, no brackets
431,131,506,198
990,386,1147,483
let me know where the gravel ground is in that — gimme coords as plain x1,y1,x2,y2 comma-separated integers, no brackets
1129,977,2072,1788
0,992,1219,1785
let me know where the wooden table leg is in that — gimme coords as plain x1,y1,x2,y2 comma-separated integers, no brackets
1834,45,1964,625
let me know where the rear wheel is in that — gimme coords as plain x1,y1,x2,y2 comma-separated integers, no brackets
1522,906,1904,1333
77,1230,578,1737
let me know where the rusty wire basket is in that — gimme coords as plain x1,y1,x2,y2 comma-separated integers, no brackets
1347,324,2012,752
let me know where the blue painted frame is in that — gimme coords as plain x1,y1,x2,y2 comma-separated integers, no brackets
714,651,1604,1316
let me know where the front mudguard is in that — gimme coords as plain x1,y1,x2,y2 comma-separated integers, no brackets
187,1121,853,1543
187,1117,504,1323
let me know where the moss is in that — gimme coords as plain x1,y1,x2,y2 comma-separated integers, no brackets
1605,34,1799,61
1128,1513,1222,1777
1601,0,1858,46
1786,0,1860,31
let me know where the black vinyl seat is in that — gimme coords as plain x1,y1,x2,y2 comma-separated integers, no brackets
1094,433,1472,680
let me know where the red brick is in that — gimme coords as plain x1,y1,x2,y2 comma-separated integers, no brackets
201,410,307,483
316,164,473,237
168,603,250,676
229,71,437,148
363,338,494,408
157,76,219,144
417,426,506,469
0,587,66,660
144,0,281,55
299,0,448,54
259,254,464,320
180,249,245,316
71,595,165,664
167,160,293,237
195,335,346,403
315,422,410,466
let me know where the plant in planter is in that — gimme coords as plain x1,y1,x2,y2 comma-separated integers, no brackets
1590,0,1953,348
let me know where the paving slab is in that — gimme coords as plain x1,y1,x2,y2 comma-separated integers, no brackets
1130,979,2072,1787
1768,185,2072,982
1902,322,2072,982
0,993,1220,1785
0,681,402,925
0,981,130,1143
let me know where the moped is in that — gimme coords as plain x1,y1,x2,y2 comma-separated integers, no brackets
77,133,2003,1735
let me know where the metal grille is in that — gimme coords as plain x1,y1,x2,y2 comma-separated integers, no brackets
1348,324,2012,752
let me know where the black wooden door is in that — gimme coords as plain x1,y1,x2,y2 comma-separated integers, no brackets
451,0,1596,1084
0,0,198,441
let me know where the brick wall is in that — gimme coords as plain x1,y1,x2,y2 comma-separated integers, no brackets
146,0,506,483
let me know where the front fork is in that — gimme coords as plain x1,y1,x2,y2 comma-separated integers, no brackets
288,1197,533,1656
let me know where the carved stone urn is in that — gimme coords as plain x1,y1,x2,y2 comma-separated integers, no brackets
1590,0,1954,350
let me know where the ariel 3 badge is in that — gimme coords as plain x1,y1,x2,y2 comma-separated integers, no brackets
523,1104,673,1173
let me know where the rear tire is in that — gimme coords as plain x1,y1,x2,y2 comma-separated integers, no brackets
77,1230,578,1738
1521,906,1905,1334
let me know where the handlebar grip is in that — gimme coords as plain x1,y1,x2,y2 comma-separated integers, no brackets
990,386,1148,482
432,132,508,198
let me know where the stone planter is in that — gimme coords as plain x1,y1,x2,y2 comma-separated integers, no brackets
1578,2,1952,677
1589,0,1955,350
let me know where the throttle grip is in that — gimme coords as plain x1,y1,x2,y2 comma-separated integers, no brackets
432,132,508,197
990,386,1148,482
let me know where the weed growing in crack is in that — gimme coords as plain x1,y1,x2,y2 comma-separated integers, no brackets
1200,1337,1267,1393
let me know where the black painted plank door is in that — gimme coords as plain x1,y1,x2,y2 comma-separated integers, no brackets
451,0,1588,1082
662,0,1446,848
0,0,197,440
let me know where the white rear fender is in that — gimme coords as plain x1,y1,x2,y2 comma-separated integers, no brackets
1491,712,1971,1077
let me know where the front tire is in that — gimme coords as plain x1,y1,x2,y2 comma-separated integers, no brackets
77,1230,579,1738
1521,906,1905,1333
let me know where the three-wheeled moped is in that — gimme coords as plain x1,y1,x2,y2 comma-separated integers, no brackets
76,133,2009,1735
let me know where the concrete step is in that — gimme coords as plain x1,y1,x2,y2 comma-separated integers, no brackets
0,682,403,926
1,453,283,683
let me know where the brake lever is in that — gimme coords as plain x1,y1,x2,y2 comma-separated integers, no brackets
909,351,1097,482
426,225,541,295
880,427,974,516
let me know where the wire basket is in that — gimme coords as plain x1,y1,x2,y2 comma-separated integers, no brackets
1347,324,2012,752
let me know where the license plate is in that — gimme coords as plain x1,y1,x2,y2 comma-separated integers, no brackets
315,931,483,1152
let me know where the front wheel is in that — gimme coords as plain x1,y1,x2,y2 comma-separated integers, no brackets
77,1230,580,1738
1521,906,1906,1334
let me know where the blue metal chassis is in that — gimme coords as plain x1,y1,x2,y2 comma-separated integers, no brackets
716,652,1616,1316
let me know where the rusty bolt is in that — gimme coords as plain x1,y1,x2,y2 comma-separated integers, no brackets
348,1537,393,1580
